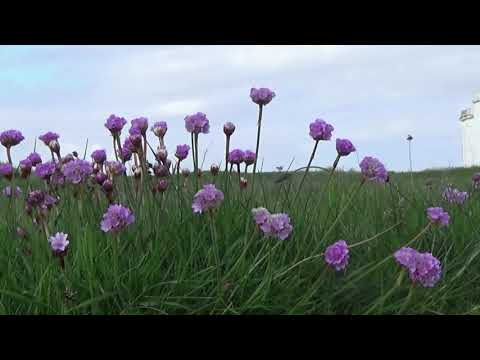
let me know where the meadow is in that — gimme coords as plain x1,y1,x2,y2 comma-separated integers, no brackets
1,89,480,315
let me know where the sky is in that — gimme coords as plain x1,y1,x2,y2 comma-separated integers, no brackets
1,45,479,173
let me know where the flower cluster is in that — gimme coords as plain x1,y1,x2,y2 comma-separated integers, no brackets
360,156,388,183
252,207,293,240
91,149,107,164
62,159,93,184
250,88,276,106
39,132,59,146
394,247,442,288
48,232,70,254
131,117,149,135
442,185,468,205
105,114,127,135
427,207,450,227
309,119,334,141
192,184,224,214
0,163,13,180
185,112,210,134
100,204,135,233
324,240,350,271
0,129,24,148
175,144,190,161
152,121,168,138
34,161,56,180
336,138,356,157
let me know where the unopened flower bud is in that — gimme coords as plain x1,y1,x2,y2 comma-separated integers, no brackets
134,167,142,179
181,168,190,178
223,122,236,136
210,164,219,176
154,163,169,177
95,172,108,185
158,179,169,192
156,147,168,162
240,177,248,190
102,179,114,193
49,140,61,155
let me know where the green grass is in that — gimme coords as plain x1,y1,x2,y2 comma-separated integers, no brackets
1,166,480,315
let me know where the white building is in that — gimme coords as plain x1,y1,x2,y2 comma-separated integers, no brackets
460,91,480,167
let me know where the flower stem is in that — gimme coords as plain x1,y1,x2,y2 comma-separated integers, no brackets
294,140,319,204
251,104,263,189
224,135,231,173
209,211,221,296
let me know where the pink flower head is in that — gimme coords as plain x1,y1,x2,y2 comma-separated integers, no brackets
131,117,149,135
252,207,271,226
39,132,59,146
0,129,24,147
252,208,293,240
105,114,127,135
336,138,356,157
192,184,224,214
100,204,135,233
2,186,22,198
244,150,256,166
34,161,56,180
48,232,70,253
394,247,442,288
427,207,450,227
91,149,107,164
324,240,350,271
151,121,168,138
27,152,42,166
175,144,190,161
228,149,245,165
309,119,334,141
359,156,388,183
0,163,14,180
250,88,276,106
105,161,126,177
184,112,210,134
62,159,93,184
442,185,468,205
472,173,480,188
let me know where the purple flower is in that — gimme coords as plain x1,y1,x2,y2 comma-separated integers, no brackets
336,139,356,157
394,247,442,288
252,207,271,226
120,147,132,162
223,122,236,136
157,179,169,192
20,159,32,171
324,240,350,271
105,114,127,135
95,172,108,185
91,149,107,164
100,204,135,233
0,129,24,147
250,88,276,106
131,117,149,135
62,159,93,184
473,173,480,189
185,112,210,134
309,119,334,141
42,194,59,210
27,152,42,166
442,185,468,205
244,150,256,166
151,121,168,138
26,190,46,207
0,163,14,179
39,132,60,146
128,134,143,152
48,232,69,253
427,207,450,227
2,186,22,198
175,144,190,161
123,137,135,152
105,161,126,176
359,156,388,183
192,184,224,214
228,149,245,165
265,213,293,240
51,169,65,186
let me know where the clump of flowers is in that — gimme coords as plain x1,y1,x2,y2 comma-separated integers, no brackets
100,204,135,233
49,232,70,254
175,144,190,161
91,149,107,165
250,88,276,106
0,163,14,180
251,207,293,240
359,156,388,183
152,121,168,138
27,152,42,166
105,114,127,135
472,173,480,189
336,138,356,157
105,161,126,177
324,240,350,271
394,247,442,288
0,129,24,148
427,207,450,227
62,159,93,184
19,159,33,178
244,150,256,166
34,161,56,181
185,112,210,134
309,119,334,141
131,117,149,135
39,132,59,146
442,185,469,205
192,184,224,214
223,122,236,136
228,149,245,165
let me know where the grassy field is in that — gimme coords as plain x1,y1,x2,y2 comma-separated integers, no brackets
1,165,479,315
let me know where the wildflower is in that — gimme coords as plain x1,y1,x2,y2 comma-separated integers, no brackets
156,147,168,162
260,213,293,240
252,207,271,226
48,232,70,254
48,140,61,156
27,152,42,166
157,179,169,192
426,207,450,227
26,190,46,207
309,119,334,141
51,169,66,186
394,247,442,288
473,173,480,189
128,134,143,151
105,115,127,135
18,159,32,178
91,149,107,164
100,204,135,233
240,177,248,190
154,163,170,177
62,159,93,184
0,129,24,147
228,149,245,165
2,186,22,198
120,147,132,162
336,139,356,157
181,168,190,178
151,121,168,138
102,179,114,193
324,240,350,271
95,172,108,185
442,185,468,205
223,122,236,136
250,88,276,106
210,164,219,176
185,112,210,134
0,163,14,180
192,184,224,214
175,144,190,161
105,161,126,176
359,156,388,183
131,117,149,135
244,150,256,166
39,132,59,146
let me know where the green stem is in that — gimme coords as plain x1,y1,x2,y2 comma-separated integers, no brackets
209,212,221,296
294,140,319,205
251,104,263,190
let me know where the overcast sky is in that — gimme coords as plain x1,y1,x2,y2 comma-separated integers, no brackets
1,45,479,172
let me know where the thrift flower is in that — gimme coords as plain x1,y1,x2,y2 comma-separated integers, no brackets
427,207,450,227
175,144,190,161
0,163,14,180
223,122,236,136
250,88,276,106
62,159,93,184
105,114,127,135
442,185,468,205
0,129,24,147
2,186,22,198
185,112,210,134
336,138,356,157
192,184,224,214
260,213,293,240
244,150,256,166
309,119,334,141
394,247,442,288
91,149,107,164
39,132,59,146
151,121,168,138
48,232,69,253
228,149,245,165
27,152,42,166
360,156,388,183
105,161,126,176
100,204,135,233
324,240,350,271
131,117,149,135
